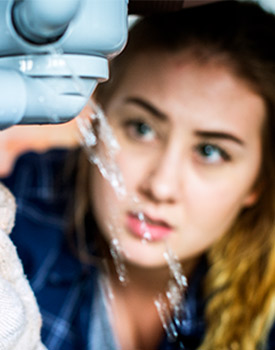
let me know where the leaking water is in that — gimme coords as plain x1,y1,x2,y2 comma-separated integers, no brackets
18,46,70,124
47,47,131,289
49,47,190,344
133,197,153,244
109,235,129,286
154,245,188,343
155,293,179,341
77,101,126,199
164,245,188,292
45,47,124,195
46,47,127,199
77,102,188,344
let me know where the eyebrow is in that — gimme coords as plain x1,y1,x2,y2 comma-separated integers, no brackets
195,131,244,145
124,97,168,121
124,97,244,145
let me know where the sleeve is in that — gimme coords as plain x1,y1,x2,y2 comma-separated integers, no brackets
0,182,46,349
0,149,73,280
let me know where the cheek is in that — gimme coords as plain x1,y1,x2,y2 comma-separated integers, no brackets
116,151,149,194
90,158,140,241
173,181,248,261
185,172,255,239
90,167,120,232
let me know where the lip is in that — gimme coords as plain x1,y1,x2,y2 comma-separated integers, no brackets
126,212,172,241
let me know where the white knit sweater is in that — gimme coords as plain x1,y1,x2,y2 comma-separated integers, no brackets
0,183,46,350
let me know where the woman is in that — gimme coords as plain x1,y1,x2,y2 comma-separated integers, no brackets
3,1,275,349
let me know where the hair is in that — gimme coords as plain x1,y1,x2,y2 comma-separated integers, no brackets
73,1,275,348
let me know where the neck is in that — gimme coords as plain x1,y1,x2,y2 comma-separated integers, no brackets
105,254,199,296
101,257,199,350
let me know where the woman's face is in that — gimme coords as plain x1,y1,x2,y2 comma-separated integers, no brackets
89,51,265,268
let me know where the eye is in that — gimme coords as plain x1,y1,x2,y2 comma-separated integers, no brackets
195,143,231,164
123,119,156,142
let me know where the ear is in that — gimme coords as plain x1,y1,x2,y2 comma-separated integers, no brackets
242,182,262,208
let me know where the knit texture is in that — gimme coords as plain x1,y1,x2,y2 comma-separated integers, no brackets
0,182,46,350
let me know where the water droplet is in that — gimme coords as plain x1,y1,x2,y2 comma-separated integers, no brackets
163,245,188,292
154,294,178,341
142,231,152,243
109,237,128,286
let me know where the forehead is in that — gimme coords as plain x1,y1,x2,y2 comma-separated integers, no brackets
110,50,266,139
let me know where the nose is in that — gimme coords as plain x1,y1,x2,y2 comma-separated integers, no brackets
139,144,182,204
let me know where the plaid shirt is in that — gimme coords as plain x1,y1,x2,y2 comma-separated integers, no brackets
2,149,97,350
2,149,274,350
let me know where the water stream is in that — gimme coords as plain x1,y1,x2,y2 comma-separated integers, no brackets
77,101,188,346
46,47,189,345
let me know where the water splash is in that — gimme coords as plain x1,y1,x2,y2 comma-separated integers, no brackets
131,196,152,244
154,244,188,343
78,109,188,341
109,236,129,286
63,46,188,346
40,46,69,123
79,111,188,342
154,293,179,341
164,245,188,292
77,101,126,199
44,46,129,286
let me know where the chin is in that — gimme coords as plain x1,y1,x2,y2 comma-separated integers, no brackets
120,237,169,269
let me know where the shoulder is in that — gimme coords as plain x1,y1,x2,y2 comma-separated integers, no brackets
0,148,81,278
2,148,79,199
1,147,83,229
1,148,81,221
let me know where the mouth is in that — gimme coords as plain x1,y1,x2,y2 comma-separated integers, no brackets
126,212,173,241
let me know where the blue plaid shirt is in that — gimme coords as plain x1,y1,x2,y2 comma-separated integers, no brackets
2,149,275,350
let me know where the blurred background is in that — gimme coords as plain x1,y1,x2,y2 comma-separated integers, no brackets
0,121,79,177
